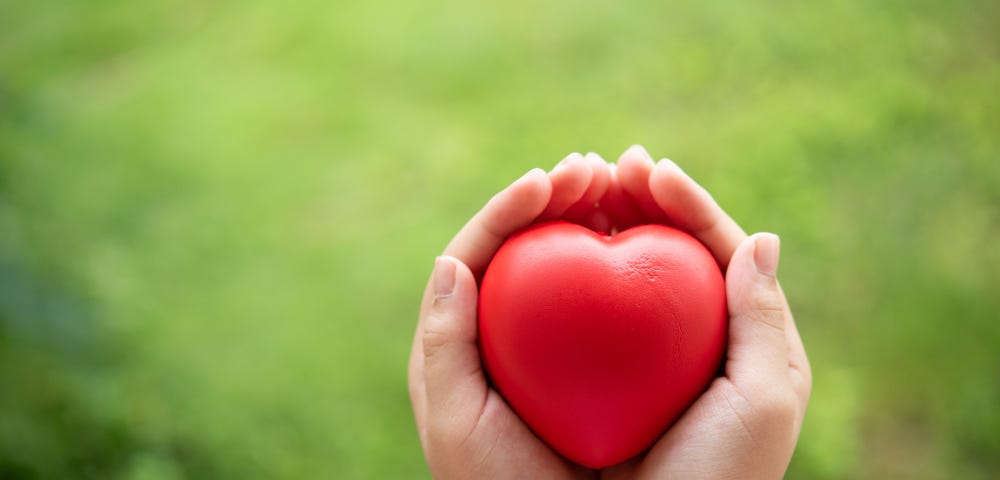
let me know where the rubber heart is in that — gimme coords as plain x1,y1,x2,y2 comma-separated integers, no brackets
478,221,727,468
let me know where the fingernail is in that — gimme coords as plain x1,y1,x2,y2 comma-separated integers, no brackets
753,233,780,277
434,256,457,298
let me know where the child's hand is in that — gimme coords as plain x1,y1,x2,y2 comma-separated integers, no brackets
408,147,811,479
597,146,812,479
408,153,605,479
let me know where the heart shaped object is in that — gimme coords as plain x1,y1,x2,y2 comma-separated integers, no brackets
478,221,727,468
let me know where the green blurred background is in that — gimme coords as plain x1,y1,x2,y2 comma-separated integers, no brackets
1,0,998,478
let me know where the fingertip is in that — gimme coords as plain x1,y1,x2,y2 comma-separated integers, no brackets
630,144,650,155
511,167,553,205
726,233,786,321
618,146,663,222
521,166,549,183
433,256,457,300
552,152,584,172
752,233,780,277
655,156,681,171
543,153,594,219
584,152,610,182
621,144,654,165
726,234,757,280
648,159,683,209
652,157,698,193
619,147,654,170
585,152,607,164
560,154,612,226
584,155,611,202
649,157,681,190
585,151,608,167
425,256,478,337
548,154,590,187
552,151,588,174
450,255,479,300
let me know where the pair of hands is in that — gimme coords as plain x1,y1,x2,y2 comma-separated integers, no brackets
408,146,812,479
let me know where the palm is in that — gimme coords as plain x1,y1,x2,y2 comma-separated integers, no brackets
464,391,592,479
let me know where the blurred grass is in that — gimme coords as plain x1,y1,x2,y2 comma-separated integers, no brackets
1,0,998,478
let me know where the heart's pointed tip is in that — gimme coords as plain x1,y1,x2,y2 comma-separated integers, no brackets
568,453,628,470
558,439,641,470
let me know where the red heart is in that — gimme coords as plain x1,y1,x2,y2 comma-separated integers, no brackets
478,221,727,468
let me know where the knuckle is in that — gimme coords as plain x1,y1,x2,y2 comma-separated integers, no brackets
426,418,476,456
422,310,455,353
748,286,786,315
728,380,800,443
755,389,799,427
791,366,813,403
425,423,452,449
422,327,450,360
742,290,787,332
732,381,798,432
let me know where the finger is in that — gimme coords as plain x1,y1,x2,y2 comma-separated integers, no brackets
563,153,611,230
580,152,611,207
617,145,667,223
648,159,746,267
423,256,488,436
541,153,593,219
443,168,552,276
724,233,792,389
600,162,645,232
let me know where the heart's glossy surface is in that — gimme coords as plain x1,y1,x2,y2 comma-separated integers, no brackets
479,221,727,468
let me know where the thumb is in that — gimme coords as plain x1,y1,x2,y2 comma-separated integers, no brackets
422,256,488,431
724,233,792,386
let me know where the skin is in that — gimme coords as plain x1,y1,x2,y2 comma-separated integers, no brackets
407,146,812,479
